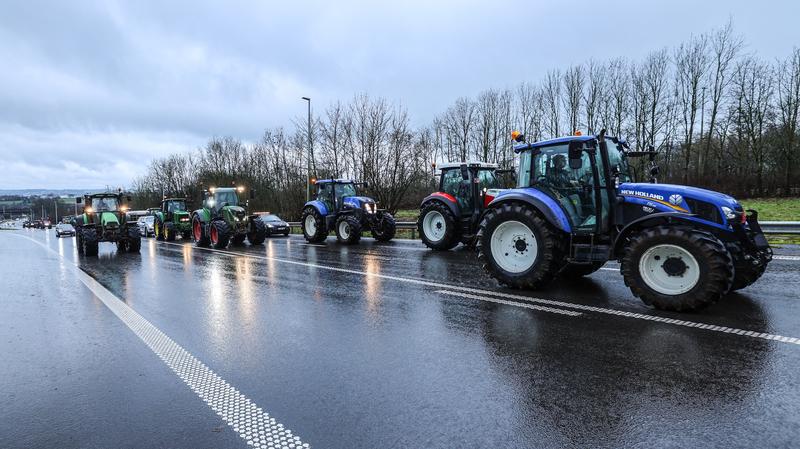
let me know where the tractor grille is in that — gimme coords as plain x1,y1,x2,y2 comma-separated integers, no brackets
685,198,722,224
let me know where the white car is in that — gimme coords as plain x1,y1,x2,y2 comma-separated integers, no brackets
137,216,155,237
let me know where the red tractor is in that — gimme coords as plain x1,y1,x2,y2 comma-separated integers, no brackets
417,162,510,250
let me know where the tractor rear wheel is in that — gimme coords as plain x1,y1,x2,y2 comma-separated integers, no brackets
247,219,267,245
154,217,165,241
622,226,733,312
335,215,362,244
418,201,460,250
192,216,210,247
164,222,176,242
127,226,141,253
477,202,563,289
209,220,231,249
371,212,396,242
559,262,605,278
301,207,327,243
82,228,99,257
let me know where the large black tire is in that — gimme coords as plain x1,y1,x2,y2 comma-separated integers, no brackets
231,234,247,245
335,214,362,244
127,226,141,253
247,219,267,245
418,201,460,250
76,228,85,254
476,202,564,289
301,207,327,243
209,220,231,249
82,227,99,257
182,230,192,240
192,215,210,247
371,212,396,242
730,249,769,291
164,222,176,242
621,226,734,312
559,262,605,278
154,216,165,241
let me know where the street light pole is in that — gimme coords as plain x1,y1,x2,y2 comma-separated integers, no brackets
302,96,312,202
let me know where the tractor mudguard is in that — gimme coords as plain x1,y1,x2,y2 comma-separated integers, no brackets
304,200,328,217
611,211,724,256
192,208,211,223
487,189,572,233
420,193,460,218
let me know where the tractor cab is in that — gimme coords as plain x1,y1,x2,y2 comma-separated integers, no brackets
313,180,374,216
204,187,246,213
161,198,189,220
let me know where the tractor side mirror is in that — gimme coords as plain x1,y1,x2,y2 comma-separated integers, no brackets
568,141,583,170
460,165,469,181
76,197,82,204
249,189,255,200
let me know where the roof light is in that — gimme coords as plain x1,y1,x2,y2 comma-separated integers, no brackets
511,131,525,142
574,130,582,136
237,186,245,193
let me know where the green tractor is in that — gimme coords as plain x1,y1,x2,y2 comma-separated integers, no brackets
152,197,192,241
74,192,141,256
190,186,266,249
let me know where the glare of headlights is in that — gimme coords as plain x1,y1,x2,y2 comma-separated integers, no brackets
721,206,737,219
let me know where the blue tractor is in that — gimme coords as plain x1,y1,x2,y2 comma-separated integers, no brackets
477,131,772,311
301,179,396,244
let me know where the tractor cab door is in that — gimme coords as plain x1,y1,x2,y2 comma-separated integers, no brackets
532,144,601,233
317,183,335,213
440,168,473,216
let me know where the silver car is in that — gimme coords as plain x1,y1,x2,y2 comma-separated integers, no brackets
55,223,75,238
137,215,155,237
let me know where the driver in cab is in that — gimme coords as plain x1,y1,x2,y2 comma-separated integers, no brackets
545,154,572,189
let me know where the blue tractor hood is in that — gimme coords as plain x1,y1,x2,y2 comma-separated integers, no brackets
620,183,740,210
342,196,375,208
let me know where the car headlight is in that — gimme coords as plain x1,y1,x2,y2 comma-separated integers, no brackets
267,224,274,228
721,206,737,220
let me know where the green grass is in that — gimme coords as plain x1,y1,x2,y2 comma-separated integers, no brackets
393,209,418,222
739,197,800,221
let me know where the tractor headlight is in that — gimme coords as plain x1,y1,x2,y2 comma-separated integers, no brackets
364,203,375,214
721,206,737,220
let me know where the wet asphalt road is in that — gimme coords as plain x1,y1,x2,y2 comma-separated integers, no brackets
2,229,800,448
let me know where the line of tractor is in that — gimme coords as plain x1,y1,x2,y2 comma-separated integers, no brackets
63,130,771,314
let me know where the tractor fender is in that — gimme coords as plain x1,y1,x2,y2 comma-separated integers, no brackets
611,211,720,256
303,200,328,217
420,193,460,218
192,209,211,223
153,211,165,222
487,190,572,233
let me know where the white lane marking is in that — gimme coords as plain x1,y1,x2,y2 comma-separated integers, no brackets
774,255,800,261
163,241,800,347
600,267,618,272
16,235,309,449
436,290,582,317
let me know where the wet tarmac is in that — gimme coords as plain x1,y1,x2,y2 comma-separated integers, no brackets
2,229,800,448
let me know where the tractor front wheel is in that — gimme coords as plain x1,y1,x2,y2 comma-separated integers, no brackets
371,212,396,242
335,215,362,244
164,222,176,241
154,217,165,241
247,219,267,245
622,226,733,312
209,220,231,249
301,207,327,243
127,226,141,253
192,216,210,247
82,228,99,257
418,201,460,250
476,202,563,289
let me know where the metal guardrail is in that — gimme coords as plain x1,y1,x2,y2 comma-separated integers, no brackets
288,220,800,237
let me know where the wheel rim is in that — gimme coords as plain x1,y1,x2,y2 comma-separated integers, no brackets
638,244,700,295
422,211,446,242
490,220,538,273
210,225,218,244
155,223,160,237
193,220,201,241
305,215,316,235
338,221,350,239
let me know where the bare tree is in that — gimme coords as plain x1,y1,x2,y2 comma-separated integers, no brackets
543,69,562,137
776,48,800,194
732,57,774,194
563,65,585,134
674,33,711,183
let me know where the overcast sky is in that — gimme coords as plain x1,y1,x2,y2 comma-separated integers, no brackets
0,0,797,189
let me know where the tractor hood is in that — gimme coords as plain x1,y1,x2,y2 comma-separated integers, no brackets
99,211,120,227
342,196,375,209
221,205,248,220
619,183,740,211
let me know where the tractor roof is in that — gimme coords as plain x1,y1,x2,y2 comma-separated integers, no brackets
163,197,186,201
86,192,121,198
514,135,596,153
437,161,498,170
315,179,356,185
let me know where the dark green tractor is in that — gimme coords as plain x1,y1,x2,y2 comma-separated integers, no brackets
153,197,192,241
74,192,141,256
190,186,266,249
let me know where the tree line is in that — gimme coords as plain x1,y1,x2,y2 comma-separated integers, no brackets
133,22,800,219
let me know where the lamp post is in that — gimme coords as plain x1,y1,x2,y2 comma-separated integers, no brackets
301,96,312,202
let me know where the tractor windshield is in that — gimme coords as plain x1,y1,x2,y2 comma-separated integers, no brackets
93,197,118,212
477,169,501,190
605,140,631,183
166,200,187,213
336,183,357,201
215,190,239,207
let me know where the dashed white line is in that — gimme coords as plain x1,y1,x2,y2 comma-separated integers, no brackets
17,235,309,449
436,290,582,317
162,241,800,347
774,255,800,261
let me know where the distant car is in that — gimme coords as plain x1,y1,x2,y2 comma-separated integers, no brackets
258,213,291,237
31,220,44,229
55,223,75,238
22,221,31,228
137,215,155,237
